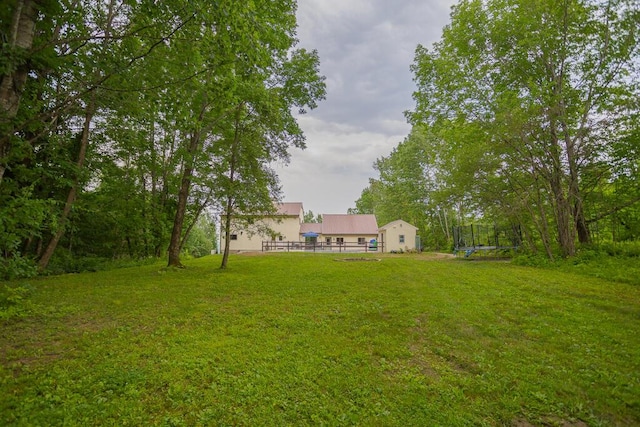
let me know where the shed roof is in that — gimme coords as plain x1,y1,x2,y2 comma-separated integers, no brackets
321,214,378,235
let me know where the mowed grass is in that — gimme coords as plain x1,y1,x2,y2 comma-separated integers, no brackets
1,253,639,426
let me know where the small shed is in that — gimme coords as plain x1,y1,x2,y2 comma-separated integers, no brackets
378,220,419,253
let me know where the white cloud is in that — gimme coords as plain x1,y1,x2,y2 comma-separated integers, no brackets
277,0,456,214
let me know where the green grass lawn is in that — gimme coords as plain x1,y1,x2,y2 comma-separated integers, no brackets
1,253,639,426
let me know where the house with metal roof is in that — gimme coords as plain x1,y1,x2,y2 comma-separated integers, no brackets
221,202,418,253
313,214,378,249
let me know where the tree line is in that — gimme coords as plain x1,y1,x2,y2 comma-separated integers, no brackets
352,0,639,258
0,0,326,278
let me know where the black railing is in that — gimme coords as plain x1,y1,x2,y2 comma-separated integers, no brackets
262,241,383,253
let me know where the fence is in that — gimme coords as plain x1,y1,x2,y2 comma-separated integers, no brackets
452,224,521,257
262,241,384,253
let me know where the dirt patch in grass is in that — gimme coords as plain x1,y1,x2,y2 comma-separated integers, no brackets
429,252,456,259
334,258,381,262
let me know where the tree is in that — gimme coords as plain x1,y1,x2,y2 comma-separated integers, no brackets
408,0,640,258
0,0,205,274
303,210,322,223
353,126,459,250
0,0,326,275
217,47,326,269
160,0,326,268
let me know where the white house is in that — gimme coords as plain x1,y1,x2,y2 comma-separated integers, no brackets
221,202,304,252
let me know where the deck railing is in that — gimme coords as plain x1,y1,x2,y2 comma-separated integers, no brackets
262,241,384,253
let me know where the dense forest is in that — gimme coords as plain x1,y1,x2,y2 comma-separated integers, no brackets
353,0,640,258
0,0,326,278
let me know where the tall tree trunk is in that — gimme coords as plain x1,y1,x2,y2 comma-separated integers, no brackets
37,98,95,270
220,110,242,269
167,92,215,267
167,132,199,267
547,99,575,257
560,94,591,246
154,127,175,258
220,197,234,269
37,0,119,270
0,0,39,183
574,195,591,244
549,166,575,257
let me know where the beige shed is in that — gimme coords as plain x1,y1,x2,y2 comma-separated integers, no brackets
378,220,419,253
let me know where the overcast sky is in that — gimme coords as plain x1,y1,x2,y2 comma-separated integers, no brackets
274,0,456,216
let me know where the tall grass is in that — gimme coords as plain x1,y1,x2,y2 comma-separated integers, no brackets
1,253,639,426
513,241,640,286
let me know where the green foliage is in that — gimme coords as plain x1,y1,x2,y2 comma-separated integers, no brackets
303,210,322,223
596,241,640,258
0,187,51,254
0,187,45,279
397,0,640,257
353,126,457,250
183,216,217,258
1,254,639,425
0,283,34,319
1,0,326,271
514,242,640,286
0,254,38,281
42,249,160,276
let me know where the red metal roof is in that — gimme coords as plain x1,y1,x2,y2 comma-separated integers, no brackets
275,202,303,216
320,214,378,235
300,223,322,234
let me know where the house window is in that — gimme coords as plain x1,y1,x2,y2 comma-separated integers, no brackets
326,237,331,245
230,234,238,241
358,237,365,245
336,237,344,245
279,235,283,241
399,235,405,244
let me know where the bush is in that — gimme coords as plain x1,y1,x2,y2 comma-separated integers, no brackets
595,241,640,257
0,283,34,319
513,245,640,286
512,253,555,267
44,249,160,275
0,254,38,280
184,224,216,258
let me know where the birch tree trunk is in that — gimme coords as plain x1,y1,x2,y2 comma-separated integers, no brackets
0,0,39,183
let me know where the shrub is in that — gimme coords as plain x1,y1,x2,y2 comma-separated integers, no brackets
0,254,38,280
512,253,555,267
0,283,34,319
596,241,640,258
184,231,213,258
43,249,160,275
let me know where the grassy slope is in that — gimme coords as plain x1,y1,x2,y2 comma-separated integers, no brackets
1,253,639,426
